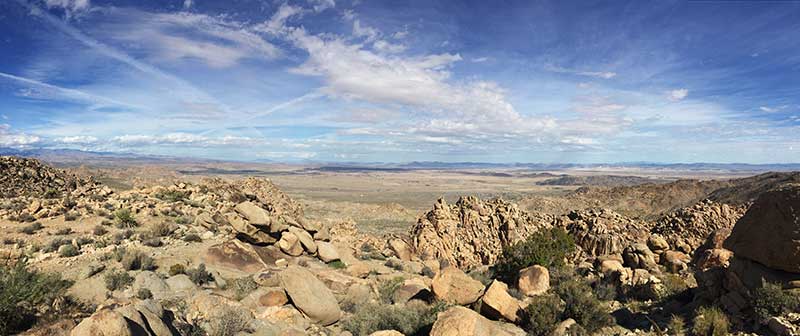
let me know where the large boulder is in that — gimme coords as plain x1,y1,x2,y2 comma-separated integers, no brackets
431,267,485,305
70,308,138,336
235,201,273,226
411,197,553,269
204,240,268,275
278,232,303,256
430,306,521,336
225,213,275,244
280,266,341,326
316,241,340,262
480,280,522,322
724,184,800,273
517,265,549,296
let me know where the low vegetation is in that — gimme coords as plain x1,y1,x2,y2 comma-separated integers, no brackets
104,270,134,291
751,281,800,322
495,227,575,279
210,308,251,336
0,260,71,335
186,263,213,285
343,300,448,336
113,208,137,228
522,274,613,335
692,306,729,336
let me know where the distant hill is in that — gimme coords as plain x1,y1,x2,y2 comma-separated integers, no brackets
536,174,663,187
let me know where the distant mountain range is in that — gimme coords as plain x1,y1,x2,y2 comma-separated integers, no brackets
2,147,799,171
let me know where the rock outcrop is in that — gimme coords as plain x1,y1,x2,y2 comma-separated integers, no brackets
411,197,553,269
653,200,746,254
559,209,649,257
724,184,800,273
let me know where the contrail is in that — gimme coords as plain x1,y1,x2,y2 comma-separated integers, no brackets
0,71,138,110
199,91,323,136
17,0,236,118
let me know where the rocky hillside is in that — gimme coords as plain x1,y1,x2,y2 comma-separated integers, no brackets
0,156,100,198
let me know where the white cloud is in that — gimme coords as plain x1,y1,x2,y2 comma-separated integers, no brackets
759,105,787,113
668,88,689,101
471,57,489,63
373,40,406,54
56,135,99,144
352,20,379,41
44,0,90,18
546,65,616,79
392,30,408,39
309,0,335,12
0,124,41,148
182,0,193,9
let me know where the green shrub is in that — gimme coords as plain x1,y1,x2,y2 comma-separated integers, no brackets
495,227,575,279
43,189,60,199
148,221,175,237
327,260,346,269
169,264,187,276
43,238,71,253
154,190,190,203
137,288,153,300
555,278,614,333
343,300,448,336
183,233,202,242
692,306,729,336
186,264,213,285
522,294,563,336
230,277,259,300
752,281,800,322
20,222,43,235
668,315,686,336
63,212,79,221
92,225,107,236
209,307,250,336
104,270,133,291
114,208,137,228
378,276,405,304
121,250,156,271
58,244,79,257
54,227,72,235
0,259,71,335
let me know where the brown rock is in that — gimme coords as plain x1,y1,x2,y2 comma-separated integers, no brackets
432,267,485,305
278,231,303,256
70,308,137,336
280,266,342,326
288,226,317,254
235,201,272,226
317,241,340,262
517,265,549,296
724,184,800,273
388,238,413,261
226,213,275,244
430,306,519,336
481,280,522,322
392,278,432,304
204,240,267,274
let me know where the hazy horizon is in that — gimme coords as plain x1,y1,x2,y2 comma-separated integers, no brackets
2,0,800,163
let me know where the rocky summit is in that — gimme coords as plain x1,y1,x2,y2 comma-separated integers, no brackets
2,158,800,336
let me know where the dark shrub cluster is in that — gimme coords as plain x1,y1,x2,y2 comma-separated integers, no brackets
495,227,575,280
0,260,71,335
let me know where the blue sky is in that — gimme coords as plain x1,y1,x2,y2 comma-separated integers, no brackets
0,0,799,163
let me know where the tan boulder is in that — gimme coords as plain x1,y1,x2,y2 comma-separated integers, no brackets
724,184,800,273
204,240,267,274
661,250,690,273
280,266,342,326
430,306,519,336
392,278,432,304
235,201,272,226
226,213,275,244
70,308,136,336
517,265,549,296
432,267,485,305
598,259,625,276
696,248,734,271
242,287,289,316
278,231,304,256
481,280,522,322
388,238,413,261
288,226,317,254
317,241,340,262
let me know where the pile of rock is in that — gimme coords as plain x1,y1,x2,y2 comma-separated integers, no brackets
652,200,746,254
0,156,100,198
411,196,554,270
558,208,649,257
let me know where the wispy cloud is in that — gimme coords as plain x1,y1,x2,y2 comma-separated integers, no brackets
667,88,689,101
545,65,617,79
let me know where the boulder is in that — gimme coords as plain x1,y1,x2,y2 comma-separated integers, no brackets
392,278,432,304
226,213,275,244
235,201,272,226
724,184,800,273
661,250,690,273
481,280,522,322
431,267,485,305
388,238,413,261
70,308,137,336
622,243,657,270
317,241,340,262
278,232,303,256
288,226,317,254
430,306,519,336
132,271,170,300
204,240,267,274
280,266,342,326
517,265,549,296
647,235,670,254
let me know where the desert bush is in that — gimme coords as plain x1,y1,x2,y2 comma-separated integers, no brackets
148,221,175,237
43,238,71,253
137,288,153,300
209,308,250,336
54,227,72,235
20,222,43,235
169,264,187,276
327,260,346,269
495,227,575,279
467,267,495,287
592,279,618,301
142,238,162,247
186,264,213,285
183,233,202,242
104,270,133,291
63,212,79,221
154,190,190,203
522,293,563,336
43,189,60,199
692,306,729,336
0,259,71,334
75,236,93,247
175,216,192,225
668,315,686,336
378,276,405,304
92,225,107,236
343,300,448,336
58,244,79,257
121,250,156,271
752,281,800,322
555,278,614,333
230,277,259,300
113,208,137,228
